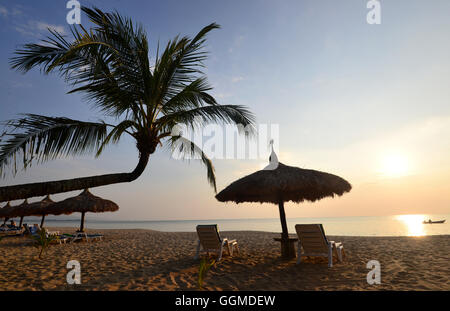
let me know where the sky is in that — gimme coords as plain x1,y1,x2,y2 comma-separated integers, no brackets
0,0,449,221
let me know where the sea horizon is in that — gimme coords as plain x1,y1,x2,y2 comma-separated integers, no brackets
21,213,450,237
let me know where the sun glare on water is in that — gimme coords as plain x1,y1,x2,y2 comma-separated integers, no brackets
396,214,426,236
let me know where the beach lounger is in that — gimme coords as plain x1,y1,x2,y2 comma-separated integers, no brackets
23,224,32,235
25,224,41,235
50,234,71,244
0,226,24,236
69,232,104,243
0,230,19,236
42,229,69,244
194,224,239,261
295,224,344,267
23,224,39,236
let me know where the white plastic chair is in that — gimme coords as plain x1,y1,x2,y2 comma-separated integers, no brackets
295,224,344,267
194,224,239,261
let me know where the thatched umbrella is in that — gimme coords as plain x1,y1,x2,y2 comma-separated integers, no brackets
26,195,57,228
4,199,31,227
216,147,351,258
48,189,119,232
0,199,59,228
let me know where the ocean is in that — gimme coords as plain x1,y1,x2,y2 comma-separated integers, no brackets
17,214,450,237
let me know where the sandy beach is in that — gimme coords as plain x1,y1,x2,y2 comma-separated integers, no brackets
0,228,448,291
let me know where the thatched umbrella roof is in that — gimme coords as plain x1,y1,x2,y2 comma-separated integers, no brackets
48,189,119,231
20,195,60,227
26,195,55,215
215,145,351,258
49,189,119,214
3,200,30,218
0,197,59,228
216,162,351,204
0,202,11,216
0,202,12,222
2,200,31,227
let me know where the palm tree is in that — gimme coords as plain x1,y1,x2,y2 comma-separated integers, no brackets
0,7,255,202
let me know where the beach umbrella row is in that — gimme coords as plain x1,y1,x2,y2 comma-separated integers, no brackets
0,196,58,227
0,190,119,231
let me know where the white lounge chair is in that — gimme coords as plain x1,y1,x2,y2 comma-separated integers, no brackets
295,224,344,267
194,224,239,261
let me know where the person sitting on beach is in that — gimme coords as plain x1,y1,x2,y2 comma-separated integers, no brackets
10,220,17,228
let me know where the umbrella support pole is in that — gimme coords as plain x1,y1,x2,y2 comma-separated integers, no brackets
282,240,296,259
79,212,85,232
40,215,45,228
274,237,297,259
277,200,296,259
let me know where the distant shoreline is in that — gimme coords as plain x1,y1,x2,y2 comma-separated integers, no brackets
17,214,449,237
20,213,449,223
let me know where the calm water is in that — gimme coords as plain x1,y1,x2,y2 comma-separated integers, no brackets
20,214,450,237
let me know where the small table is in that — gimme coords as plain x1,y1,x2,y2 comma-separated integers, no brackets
274,236,298,259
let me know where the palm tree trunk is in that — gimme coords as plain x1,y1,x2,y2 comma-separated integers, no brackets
0,152,150,202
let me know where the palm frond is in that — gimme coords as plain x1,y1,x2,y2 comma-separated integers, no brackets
169,135,216,192
10,7,152,119
160,77,217,114
95,119,138,157
0,114,108,177
157,105,256,136
10,28,72,74
152,23,220,114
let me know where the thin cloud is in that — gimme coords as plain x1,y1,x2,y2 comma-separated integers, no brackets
0,4,23,17
231,76,244,83
0,6,8,17
214,92,232,99
0,4,65,37
14,20,67,37
228,35,245,53
36,22,66,34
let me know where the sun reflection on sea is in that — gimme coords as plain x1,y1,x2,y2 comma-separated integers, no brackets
395,214,426,237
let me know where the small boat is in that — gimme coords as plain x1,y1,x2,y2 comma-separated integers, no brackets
423,219,446,224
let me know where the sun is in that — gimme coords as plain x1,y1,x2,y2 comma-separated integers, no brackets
379,153,410,178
